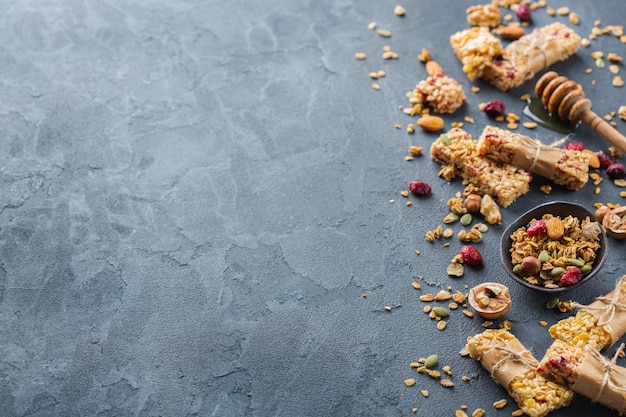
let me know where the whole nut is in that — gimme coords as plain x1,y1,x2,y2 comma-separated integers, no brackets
595,205,611,223
464,194,482,212
425,60,444,77
417,115,445,132
521,256,542,275
496,25,525,40
546,217,565,240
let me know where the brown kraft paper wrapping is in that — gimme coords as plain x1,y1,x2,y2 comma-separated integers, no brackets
571,345,626,414
480,337,538,389
582,275,626,348
510,136,567,181
509,23,581,75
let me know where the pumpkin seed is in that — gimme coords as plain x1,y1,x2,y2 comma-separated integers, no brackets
424,354,439,368
460,213,473,226
596,57,605,68
476,223,488,233
538,250,550,263
546,297,560,309
439,133,451,145
550,267,565,276
568,258,585,267
512,264,523,274
432,306,450,317
581,264,592,273
377,29,392,37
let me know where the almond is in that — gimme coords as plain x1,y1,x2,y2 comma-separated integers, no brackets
417,115,444,132
546,217,564,240
425,60,444,77
583,149,601,168
496,25,525,40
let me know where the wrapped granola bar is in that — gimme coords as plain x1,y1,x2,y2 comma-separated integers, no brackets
482,22,581,91
476,125,591,190
550,275,626,350
466,329,574,417
431,128,531,207
538,339,626,415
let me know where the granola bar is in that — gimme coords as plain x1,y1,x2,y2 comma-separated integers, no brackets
482,22,581,91
549,275,626,350
537,339,587,387
466,329,574,417
431,128,531,207
450,26,503,80
476,125,591,190
537,339,626,415
414,74,466,114
548,311,612,352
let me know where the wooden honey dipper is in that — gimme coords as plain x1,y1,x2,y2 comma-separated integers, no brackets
535,71,626,153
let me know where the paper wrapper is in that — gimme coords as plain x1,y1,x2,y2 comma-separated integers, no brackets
467,329,574,416
477,126,590,190
571,345,626,414
482,22,580,91
515,22,582,75
479,336,539,389
580,275,626,348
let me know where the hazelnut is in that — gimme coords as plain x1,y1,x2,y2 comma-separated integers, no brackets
521,256,542,275
464,194,482,213
468,282,511,319
595,205,611,223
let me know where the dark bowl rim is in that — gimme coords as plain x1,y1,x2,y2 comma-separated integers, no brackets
500,201,609,293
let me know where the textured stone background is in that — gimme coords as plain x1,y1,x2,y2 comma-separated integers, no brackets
0,1,625,416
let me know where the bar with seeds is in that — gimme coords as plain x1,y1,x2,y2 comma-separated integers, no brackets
431,128,531,207
413,74,466,114
476,125,591,190
450,26,503,80
466,329,574,417
537,339,626,415
482,22,581,91
549,275,626,350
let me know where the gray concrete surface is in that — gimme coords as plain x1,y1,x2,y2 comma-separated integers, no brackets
0,1,625,416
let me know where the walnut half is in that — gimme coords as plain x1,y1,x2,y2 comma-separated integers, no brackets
468,282,512,319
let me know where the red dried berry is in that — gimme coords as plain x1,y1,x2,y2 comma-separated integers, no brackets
483,99,505,118
526,219,546,237
549,356,571,369
560,267,583,286
597,150,615,169
564,142,584,151
516,4,531,21
606,163,626,179
460,245,483,266
408,181,432,196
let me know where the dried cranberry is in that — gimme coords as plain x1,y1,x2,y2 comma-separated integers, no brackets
597,150,615,169
606,163,626,179
483,99,505,118
560,267,582,286
516,4,531,21
408,181,432,196
564,142,584,151
526,219,546,237
549,356,571,369
460,245,483,266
